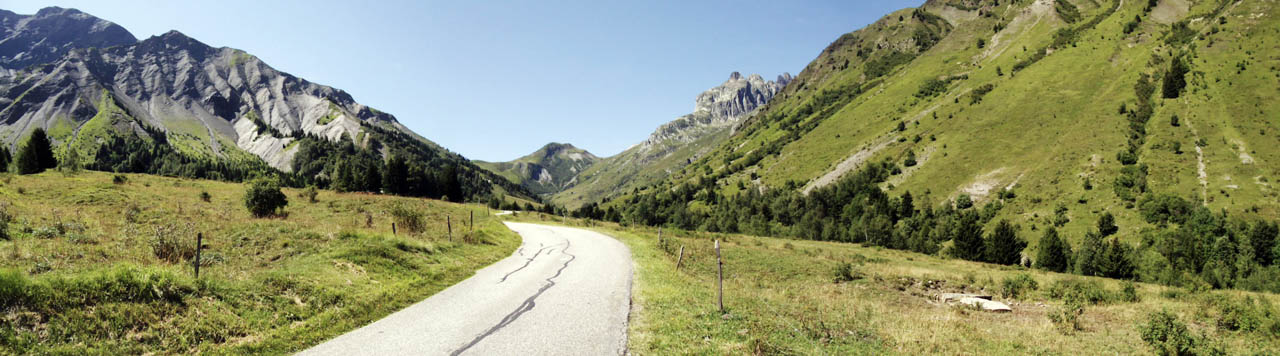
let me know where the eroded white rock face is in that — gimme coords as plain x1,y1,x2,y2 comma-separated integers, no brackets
0,22,403,172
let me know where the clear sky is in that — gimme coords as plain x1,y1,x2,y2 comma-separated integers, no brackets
1,0,921,161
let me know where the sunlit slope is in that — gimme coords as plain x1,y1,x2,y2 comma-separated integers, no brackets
632,0,1278,243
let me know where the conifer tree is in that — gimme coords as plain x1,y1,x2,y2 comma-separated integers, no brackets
1036,227,1072,272
984,220,1026,265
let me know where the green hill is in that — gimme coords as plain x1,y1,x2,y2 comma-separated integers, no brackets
618,0,1277,236
590,0,1280,293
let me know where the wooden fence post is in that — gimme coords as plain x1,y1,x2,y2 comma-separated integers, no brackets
448,216,453,242
676,246,684,270
194,232,203,278
470,211,474,235
715,239,723,313
392,222,397,235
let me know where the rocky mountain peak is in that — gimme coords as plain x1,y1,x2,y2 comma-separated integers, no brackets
635,71,791,157
0,6,137,70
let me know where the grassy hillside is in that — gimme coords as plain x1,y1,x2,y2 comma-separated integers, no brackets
513,215,1280,354
608,0,1279,245
0,171,517,354
554,128,731,209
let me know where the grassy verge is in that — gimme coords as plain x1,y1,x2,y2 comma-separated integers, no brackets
508,214,1280,355
0,171,517,354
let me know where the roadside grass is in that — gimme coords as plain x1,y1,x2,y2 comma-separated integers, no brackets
0,171,517,354
509,214,1280,355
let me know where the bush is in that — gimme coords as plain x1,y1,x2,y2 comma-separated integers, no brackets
1048,300,1085,333
0,203,11,241
1097,212,1118,237
1000,274,1039,299
151,223,196,264
1139,310,1201,356
244,178,288,218
1212,295,1270,332
300,186,318,203
1121,282,1141,303
832,261,864,283
199,191,211,202
112,174,128,185
388,204,425,234
1048,279,1115,305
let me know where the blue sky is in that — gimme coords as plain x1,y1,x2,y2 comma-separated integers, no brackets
3,0,921,161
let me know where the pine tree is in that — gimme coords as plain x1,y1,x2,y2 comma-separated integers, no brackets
984,220,1027,265
15,143,39,174
1074,231,1105,276
951,210,985,261
0,146,10,171
1100,238,1135,279
16,128,56,174
1036,227,1072,272
383,155,409,195
1249,221,1278,266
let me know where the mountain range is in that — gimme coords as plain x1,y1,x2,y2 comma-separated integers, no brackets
0,6,532,200
486,0,1280,246
484,71,791,206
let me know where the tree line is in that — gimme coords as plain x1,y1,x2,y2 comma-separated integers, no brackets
575,160,1280,293
7,121,535,205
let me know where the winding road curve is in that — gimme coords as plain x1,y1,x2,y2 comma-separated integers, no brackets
299,222,633,356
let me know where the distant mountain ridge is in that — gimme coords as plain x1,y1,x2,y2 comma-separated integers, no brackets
476,143,599,196
480,72,791,206
0,6,533,201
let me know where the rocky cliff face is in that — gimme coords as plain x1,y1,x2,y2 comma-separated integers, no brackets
638,72,791,157
0,7,136,70
549,72,791,207
0,8,410,172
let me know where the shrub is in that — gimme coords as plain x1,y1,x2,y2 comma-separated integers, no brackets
1000,274,1039,299
1097,212,1118,237
0,203,11,241
832,262,864,283
300,186,318,203
1048,300,1085,333
1213,295,1269,332
903,150,918,167
1048,279,1114,305
199,191,211,202
1139,310,1198,356
388,204,425,234
151,223,196,264
244,178,288,218
112,174,128,185
1121,282,1141,303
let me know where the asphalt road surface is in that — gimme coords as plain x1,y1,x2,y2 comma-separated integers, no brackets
298,222,633,356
